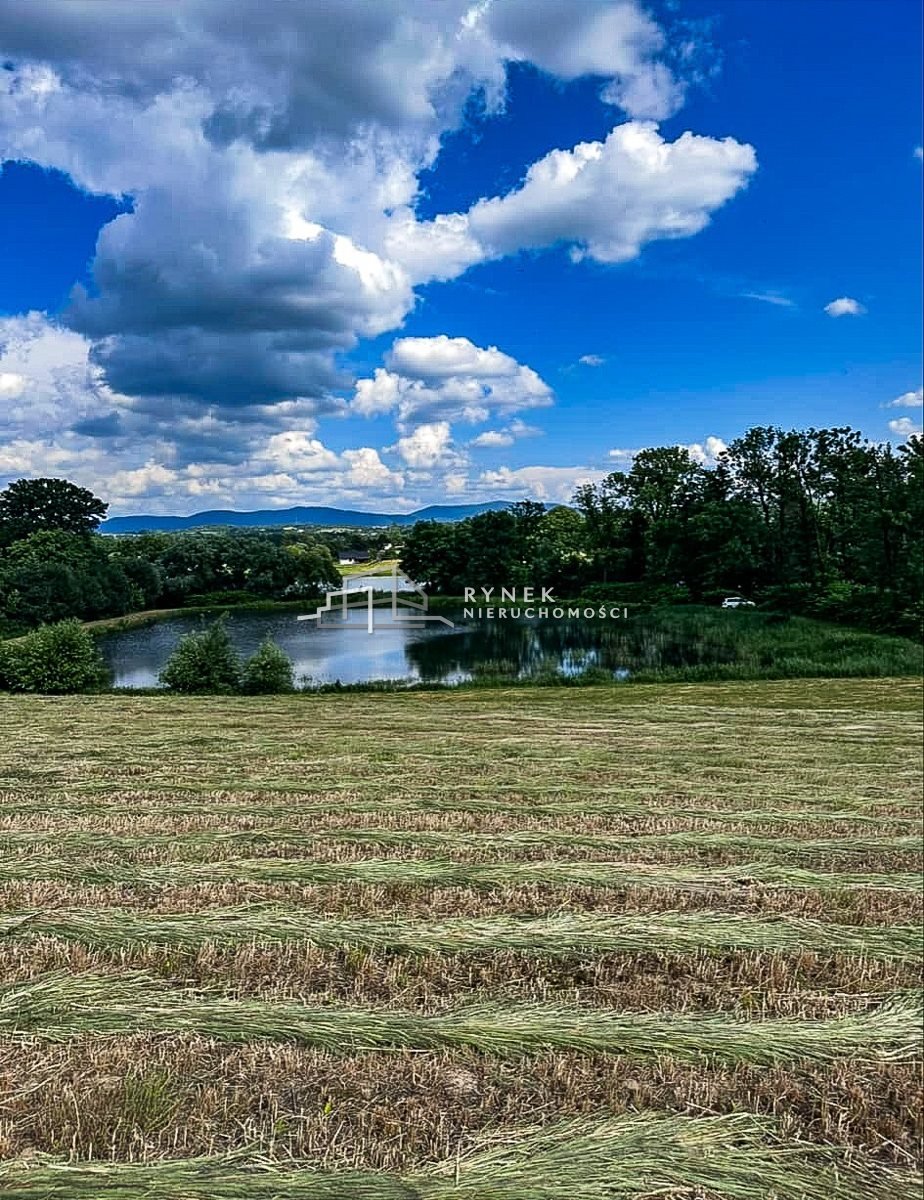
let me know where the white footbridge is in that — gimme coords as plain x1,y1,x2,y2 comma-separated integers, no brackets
297,563,454,634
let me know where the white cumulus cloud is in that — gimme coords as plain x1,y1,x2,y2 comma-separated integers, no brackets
888,416,922,439
683,436,728,465
475,464,605,502
353,336,553,430
0,1,754,513
393,421,461,469
824,296,866,317
884,387,924,409
389,122,757,280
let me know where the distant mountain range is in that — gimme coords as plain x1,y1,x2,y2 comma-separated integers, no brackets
100,501,510,533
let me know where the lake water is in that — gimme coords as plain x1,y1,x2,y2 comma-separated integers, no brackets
98,601,743,689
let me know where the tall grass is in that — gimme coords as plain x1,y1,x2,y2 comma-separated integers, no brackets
586,607,924,683
2,908,919,959
0,853,919,893
0,1111,918,1198
3,972,920,1063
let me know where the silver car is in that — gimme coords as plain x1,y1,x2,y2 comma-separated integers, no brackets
721,596,756,609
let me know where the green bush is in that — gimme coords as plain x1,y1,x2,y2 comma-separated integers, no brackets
0,619,110,693
159,617,242,694
241,637,295,694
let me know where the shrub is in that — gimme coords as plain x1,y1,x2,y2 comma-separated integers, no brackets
241,637,295,694
0,619,110,693
159,617,242,694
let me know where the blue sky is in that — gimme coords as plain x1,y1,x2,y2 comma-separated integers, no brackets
0,0,921,514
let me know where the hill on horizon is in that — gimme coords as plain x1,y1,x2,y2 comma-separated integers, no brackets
100,501,512,534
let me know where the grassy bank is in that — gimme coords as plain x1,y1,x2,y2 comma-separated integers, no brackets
82,597,308,636
0,680,920,1191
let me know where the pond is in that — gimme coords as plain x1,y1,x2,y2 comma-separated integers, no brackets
97,602,750,689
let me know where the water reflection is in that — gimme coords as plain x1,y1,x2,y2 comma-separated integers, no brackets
99,607,742,689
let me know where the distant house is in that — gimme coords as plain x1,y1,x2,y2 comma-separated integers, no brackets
338,549,372,565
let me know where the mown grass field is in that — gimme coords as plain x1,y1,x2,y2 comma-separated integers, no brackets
0,679,921,1197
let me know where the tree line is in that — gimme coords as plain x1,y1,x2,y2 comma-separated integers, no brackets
402,426,923,635
0,477,341,632
1,423,921,638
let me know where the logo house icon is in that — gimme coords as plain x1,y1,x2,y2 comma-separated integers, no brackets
297,562,454,635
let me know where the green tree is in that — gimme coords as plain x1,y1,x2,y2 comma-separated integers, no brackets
282,542,341,597
159,618,242,694
574,475,630,581
241,637,295,693
0,477,107,544
0,530,134,627
535,505,590,593
0,619,110,693
401,521,471,592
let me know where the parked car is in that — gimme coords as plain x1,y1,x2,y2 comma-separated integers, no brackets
721,596,756,609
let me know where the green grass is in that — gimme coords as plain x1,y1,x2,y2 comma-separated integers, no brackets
2,908,919,960
339,558,401,576
0,1111,918,1199
571,607,924,683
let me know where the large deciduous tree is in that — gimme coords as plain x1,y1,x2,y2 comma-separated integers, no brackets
0,478,107,544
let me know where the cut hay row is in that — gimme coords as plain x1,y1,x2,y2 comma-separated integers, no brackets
6,777,915,812
8,839,918,875
0,1111,918,1199
2,907,920,960
1,825,917,861
2,809,914,843
2,792,917,826
2,972,922,1064
7,876,921,930
0,853,919,894
4,940,917,1013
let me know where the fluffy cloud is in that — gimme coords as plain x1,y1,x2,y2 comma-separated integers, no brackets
0,312,121,438
392,421,461,469
888,416,922,439
823,296,866,317
0,371,26,396
0,425,410,516
0,1,754,513
353,336,553,430
0,313,410,512
884,387,924,409
606,436,727,467
482,0,685,119
469,419,541,449
388,122,757,280
470,430,515,448
683,436,728,465
578,354,606,366
0,2,715,423
474,464,605,502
